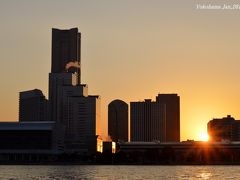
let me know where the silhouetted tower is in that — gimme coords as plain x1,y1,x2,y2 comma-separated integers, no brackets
108,100,128,142
51,28,81,83
130,99,166,142
49,28,101,153
156,94,180,142
49,28,81,121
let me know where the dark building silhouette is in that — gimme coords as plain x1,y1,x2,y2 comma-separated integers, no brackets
156,94,180,142
51,28,81,83
0,121,64,151
130,99,166,142
49,28,101,154
130,94,180,142
119,141,240,164
49,28,82,122
19,89,49,121
108,100,128,142
208,115,240,142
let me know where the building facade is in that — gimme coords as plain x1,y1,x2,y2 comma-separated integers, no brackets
64,95,101,153
51,28,81,77
19,89,49,121
108,100,128,142
130,99,166,142
208,115,240,142
0,121,64,152
156,94,180,142
130,94,180,142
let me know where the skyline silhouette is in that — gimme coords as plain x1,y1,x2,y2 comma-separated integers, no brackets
1,1,240,141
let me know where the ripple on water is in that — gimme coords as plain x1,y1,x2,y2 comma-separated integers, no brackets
0,165,240,179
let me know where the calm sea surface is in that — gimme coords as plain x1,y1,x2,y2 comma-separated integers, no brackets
0,165,240,179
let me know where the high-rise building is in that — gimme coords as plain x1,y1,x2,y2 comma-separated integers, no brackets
48,28,101,154
156,94,180,142
66,95,101,153
19,89,49,121
130,94,180,142
208,115,240,142
49,76,100,153
48,72,87,122
130,99,166,142
51,28,81,83
108,100,128,142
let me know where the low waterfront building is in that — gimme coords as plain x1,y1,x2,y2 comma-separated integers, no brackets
0,121,65,162
117,141,240,164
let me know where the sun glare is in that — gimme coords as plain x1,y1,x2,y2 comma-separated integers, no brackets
199,132,209,141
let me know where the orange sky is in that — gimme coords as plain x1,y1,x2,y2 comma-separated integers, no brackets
1,0,240,141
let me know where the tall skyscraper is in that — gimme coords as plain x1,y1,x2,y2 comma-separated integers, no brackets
108,100,128,142
51,28,81,83
19,89,49,121
49,28,101,153
130,99,166,142
156,94,180,142
14,27,101,155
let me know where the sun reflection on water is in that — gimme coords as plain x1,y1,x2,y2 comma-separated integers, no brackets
197,171,212,179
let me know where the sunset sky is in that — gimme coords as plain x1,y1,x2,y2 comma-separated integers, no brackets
1,0,240,141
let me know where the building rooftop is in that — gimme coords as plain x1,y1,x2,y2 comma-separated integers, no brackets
0,121,55,130
20,89,44,99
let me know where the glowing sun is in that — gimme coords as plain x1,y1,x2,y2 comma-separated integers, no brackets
199,132,209,141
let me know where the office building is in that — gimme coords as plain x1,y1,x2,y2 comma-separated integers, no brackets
52,28,81,80
19,89,49,121
48,72,87,122
48,28,101,154
156,94,180,142
108,100,128,142
64,95,101,153
130,99,166,142
48,73,100,153
208,115,240,142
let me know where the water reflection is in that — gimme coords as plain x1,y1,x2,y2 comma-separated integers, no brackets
197,172,212,179
0,165,240,179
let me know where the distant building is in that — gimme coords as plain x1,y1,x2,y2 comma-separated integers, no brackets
156,94,180,142
19,89,49,121
108,100,128,142
208,115,240,142
130,99,166,142
130,94,180,142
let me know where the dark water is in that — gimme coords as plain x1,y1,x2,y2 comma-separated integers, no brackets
0,165,240,179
